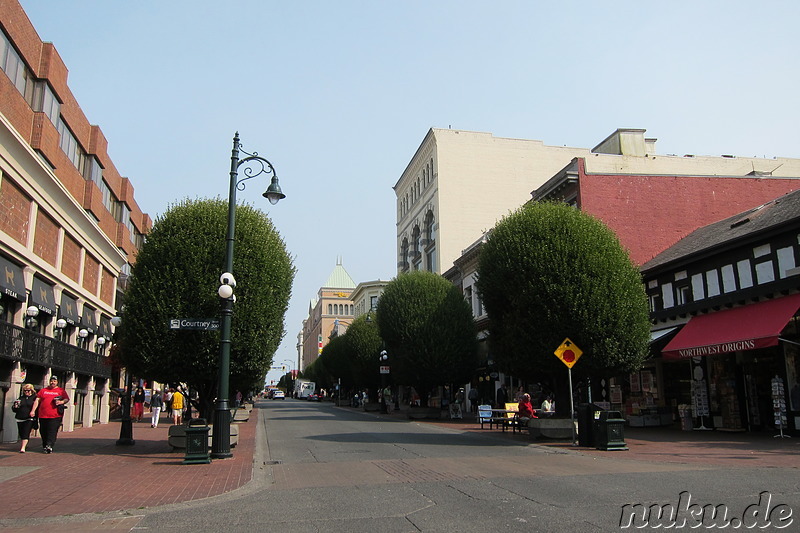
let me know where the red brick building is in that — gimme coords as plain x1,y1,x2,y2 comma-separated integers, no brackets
534,130,800,266
0,0,151,439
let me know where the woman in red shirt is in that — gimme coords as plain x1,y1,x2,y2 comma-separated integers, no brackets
31,375,69,454
517,393,536,426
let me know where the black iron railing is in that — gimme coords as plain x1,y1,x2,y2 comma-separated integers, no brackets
0,321,111,378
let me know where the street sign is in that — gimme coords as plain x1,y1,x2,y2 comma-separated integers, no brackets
554,337,582,368
169,318,220,331
379,366,390,374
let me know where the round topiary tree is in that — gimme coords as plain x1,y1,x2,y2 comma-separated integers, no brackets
476,202,650,390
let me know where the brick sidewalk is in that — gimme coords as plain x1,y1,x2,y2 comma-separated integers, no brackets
0,410,256,519
407,410,800,469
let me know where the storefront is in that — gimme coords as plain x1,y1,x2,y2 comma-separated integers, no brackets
661,293,800,434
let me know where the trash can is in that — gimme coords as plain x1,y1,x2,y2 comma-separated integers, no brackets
594,410,628,451
577,403,603,447
183,418,211,464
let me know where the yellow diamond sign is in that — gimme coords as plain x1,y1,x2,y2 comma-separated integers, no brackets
554,338,582,368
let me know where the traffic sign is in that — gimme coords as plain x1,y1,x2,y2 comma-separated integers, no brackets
554,338,582,368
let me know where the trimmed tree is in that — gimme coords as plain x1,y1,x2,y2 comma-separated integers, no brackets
476,202,650,396
118,198,294,418
376,271,478,407
342,314,383,391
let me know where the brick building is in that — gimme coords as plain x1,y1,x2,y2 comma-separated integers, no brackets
0,0,150,441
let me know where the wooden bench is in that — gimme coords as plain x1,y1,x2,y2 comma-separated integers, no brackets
504,403,522,433
477,405,506,429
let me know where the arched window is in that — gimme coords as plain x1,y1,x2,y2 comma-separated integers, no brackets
328,304,332,314
424,211,436,272
400,238,409,272
412,226,422,270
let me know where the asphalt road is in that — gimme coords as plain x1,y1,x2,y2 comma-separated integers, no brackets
128,399,799,533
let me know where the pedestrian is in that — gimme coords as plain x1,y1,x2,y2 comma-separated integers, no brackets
496,384,508,408
235,390,243,407
171,387,185,425
133,386,145,422
150,389,164,428
383,385,393,414
468,386,479,413
164,388,174,418
11,383,37,453
30,375,69,454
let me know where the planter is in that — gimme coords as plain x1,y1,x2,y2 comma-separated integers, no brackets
527,418,575,440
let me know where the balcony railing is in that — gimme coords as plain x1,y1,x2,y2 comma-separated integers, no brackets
0,321,111,379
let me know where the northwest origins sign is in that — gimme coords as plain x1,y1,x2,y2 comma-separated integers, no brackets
169,318,220,331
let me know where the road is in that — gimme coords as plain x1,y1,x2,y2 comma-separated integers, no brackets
123,399,799,532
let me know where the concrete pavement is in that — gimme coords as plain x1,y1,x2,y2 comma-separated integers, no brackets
1,399,798,527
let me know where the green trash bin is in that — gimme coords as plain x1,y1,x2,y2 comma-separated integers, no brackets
594,410,628,451
183,418,211,464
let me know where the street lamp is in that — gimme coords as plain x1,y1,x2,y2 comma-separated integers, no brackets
379,350,388,413
212,132,284,459
111,315,134,446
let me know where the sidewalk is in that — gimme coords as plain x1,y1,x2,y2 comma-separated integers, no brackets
405,409,800,469
0,409,256,520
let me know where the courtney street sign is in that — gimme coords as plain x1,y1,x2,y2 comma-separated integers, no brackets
169,318,220,331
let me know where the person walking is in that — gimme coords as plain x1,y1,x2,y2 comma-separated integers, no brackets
30,375,69,454
171,387,184,425
12,384,37,453
468,386,479,413
149,389,164,428
496,384,509,408
133,386,145,422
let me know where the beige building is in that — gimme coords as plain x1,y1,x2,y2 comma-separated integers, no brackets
394,128,592,275
350,280,389,318
300,260,356,371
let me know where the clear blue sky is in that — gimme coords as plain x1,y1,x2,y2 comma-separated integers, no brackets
20,1,800,386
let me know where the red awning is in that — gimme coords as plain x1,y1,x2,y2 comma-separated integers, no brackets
662,293,800,360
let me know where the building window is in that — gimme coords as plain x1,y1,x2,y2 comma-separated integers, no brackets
34,81,60,125
648,293,659,313
706,270,720,297
777,246,796,278
676,285,690,306
721,264,736,293
661,282,674,308
691,273,705,300
56,118,86,173
370,295,378,311
737,259,753,288
756,260,775,284
464,286,474,317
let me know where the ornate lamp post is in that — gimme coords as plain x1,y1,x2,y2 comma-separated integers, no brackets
111,315,134,446
212,132,284,459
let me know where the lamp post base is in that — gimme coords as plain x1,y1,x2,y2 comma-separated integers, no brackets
116,418,135,446
210,400,232,459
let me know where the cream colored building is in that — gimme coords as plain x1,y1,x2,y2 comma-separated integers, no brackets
394,128,592,275
350,280,389,318
300,260,356,371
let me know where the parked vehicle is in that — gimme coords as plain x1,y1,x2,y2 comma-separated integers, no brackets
272,390,285,400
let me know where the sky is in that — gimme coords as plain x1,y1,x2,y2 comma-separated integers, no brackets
18,1,800,386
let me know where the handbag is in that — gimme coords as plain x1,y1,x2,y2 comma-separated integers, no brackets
57,404,66,416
